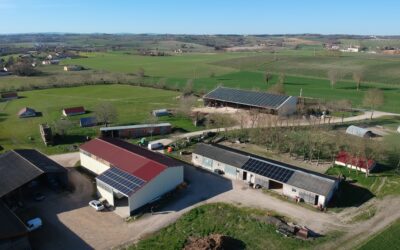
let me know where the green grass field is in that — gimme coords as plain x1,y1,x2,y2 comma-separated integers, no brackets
128,203,337,250
357,219,400,250
0,84,198,154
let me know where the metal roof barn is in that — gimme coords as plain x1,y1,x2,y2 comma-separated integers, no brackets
345,125,375,138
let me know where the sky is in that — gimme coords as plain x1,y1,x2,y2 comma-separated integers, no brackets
0,0,399,35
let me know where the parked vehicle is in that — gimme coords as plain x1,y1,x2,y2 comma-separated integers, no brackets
213,169,224,175
26,218,42,231
33,192,46,201
148,142,164,150
89,200,105,211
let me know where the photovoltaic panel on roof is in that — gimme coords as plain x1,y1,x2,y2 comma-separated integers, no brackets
242,158,294,183
96,167,146,196
204,87,290,109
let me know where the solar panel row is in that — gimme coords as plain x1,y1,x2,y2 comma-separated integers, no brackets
97,167,146,196
242,158,294,183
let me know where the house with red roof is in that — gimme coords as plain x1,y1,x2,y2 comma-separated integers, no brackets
79,137,184,217
335,151,376,173
62,106,85,116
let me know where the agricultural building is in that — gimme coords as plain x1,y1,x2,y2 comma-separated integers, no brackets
79,138,184,217
152,109,170,117
100,123,172,139
192,143,338,207
0,92,18,101
345,125,375,138
203,87,298,115
80,117,97,127
335,151,376,173
39,124,53,146
17,107,37,118
63,65,83,71
0,149,68,198
0,202,30,250
62,106,86,116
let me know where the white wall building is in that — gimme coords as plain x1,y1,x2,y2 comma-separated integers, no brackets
192,143,338,208
80,138,184,217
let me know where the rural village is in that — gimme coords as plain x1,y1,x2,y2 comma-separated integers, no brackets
1,2,400,250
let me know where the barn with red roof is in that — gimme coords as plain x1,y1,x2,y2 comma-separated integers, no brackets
79,137,184,217
62,106,85,116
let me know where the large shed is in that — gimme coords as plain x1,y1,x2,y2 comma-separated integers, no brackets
100,123,172,139
79,138,184,217
203,87,298,115
192,143,338,207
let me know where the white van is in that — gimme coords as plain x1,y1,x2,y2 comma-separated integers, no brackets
27,217,42,231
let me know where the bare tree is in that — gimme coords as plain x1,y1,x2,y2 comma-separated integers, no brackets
328,69,338,89
278,72,285,84
353,70,363,91
182,79,194,96
53,119,72,136
268,83,285,95
95,102,118,127
264,71,272,86
177,95,197,117
137,67,145,78
363,89,384,119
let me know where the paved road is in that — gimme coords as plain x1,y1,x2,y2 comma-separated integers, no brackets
151,110,400,145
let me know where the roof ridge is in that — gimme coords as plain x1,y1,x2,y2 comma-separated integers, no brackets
98,138,167,169
12,150,45,174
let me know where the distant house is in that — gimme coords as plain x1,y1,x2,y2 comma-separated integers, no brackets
100,123,172,139
17,107,37,118
62,106,86,116
152,109,170,117
63,65,83,71
340,46,360,53
345,125,375,138
1,92,18,101
0,67,11,76
80,117,97,127
335,151,376,173
42,60,60,65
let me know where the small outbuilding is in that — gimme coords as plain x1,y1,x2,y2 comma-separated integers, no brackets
62,106,86,116
80,117,97,127
335,151,376,173
63,65,83,71
152,109,170,117
100,123,172,139
1,92,18,101
17,107,37,118
397,126,400,133
79,137,184,217
345,125,375,138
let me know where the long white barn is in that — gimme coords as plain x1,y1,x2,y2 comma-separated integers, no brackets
192,143,338,208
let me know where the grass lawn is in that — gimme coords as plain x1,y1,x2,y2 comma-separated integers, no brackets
128,203,337,250
357,219,400,250
0,84,199,154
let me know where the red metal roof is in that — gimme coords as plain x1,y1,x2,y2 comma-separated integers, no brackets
336,151,375,170
80,138,180,181
63,106,85,114
1,92,18,98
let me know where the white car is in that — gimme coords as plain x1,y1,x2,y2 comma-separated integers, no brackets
89,200,105,211
26,218,42,231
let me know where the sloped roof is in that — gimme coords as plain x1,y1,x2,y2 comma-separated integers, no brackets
17,107,36,116
14,149,67,173
346,125,373,138
193,143,249,168
63,106,85,114
100,123,171,132
80,117,97,127
203,87,292,110
80,137,181,181
1,92,18,98
0,202,27,240
336,151,376,170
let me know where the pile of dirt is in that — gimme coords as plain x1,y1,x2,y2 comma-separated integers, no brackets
183,234,245,250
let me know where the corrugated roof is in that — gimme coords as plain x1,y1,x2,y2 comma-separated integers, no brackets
80,117,97,127
193,143,249,168
203,87,291,109
80,137,181,181
0,151,43,198
286,172,335,197
14,149,67,173
0,202,27,240
336,151,375,170
1,92,18,98
17,107,36,116
100,123,171,132
63,106,85,114
345,125,373,138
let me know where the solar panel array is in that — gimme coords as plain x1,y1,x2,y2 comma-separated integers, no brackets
97,167,146,196
204,87,290,109
242,158,294,183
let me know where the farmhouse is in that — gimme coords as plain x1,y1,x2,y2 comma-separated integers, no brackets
346,125,375,138
1,92,18,101
203,87,298,115
100,123,172,139
0,149,68,199
335,151,376,173
192,143,338,207
62,106,86,116
17,107,37,118
80,117,97,127
63,65,83,71
79,138,184,217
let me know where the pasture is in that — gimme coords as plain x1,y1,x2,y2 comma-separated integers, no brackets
0,84,196,154
357,219,400,250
